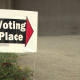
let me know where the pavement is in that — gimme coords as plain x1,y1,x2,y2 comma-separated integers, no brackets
17,35,80,80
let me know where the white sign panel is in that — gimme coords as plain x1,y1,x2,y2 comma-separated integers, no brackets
0,9,38,53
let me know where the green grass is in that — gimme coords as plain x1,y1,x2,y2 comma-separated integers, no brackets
0,53,34,80
0,53,18,63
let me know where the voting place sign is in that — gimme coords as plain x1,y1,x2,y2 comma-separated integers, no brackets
0,9,38,53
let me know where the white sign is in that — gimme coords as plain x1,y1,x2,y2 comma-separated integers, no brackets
0,9,38,53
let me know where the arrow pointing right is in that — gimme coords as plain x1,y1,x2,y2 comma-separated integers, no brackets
25,17,34,47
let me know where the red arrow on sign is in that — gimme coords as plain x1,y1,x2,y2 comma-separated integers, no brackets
25,18,34,46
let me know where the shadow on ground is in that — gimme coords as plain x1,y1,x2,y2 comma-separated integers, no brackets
17,35,80,80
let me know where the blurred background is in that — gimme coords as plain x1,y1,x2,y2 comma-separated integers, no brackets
1,1,80,80
0,0,80,36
